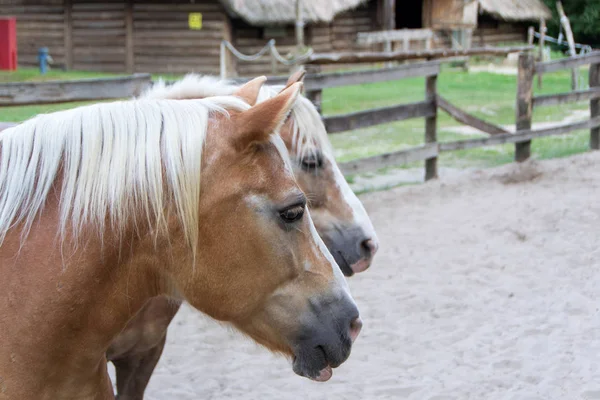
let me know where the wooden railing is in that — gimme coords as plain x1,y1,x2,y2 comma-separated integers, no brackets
3,50,598,183
0,74,152,106
293,51,600,180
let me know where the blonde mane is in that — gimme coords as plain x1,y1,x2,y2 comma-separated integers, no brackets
0,96,249,256
144,74,333,162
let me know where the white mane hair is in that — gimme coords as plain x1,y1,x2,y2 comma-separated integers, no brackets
143,74,333,162
0,96,249,256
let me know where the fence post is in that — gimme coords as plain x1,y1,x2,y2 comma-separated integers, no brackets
590,62,600,149
425,74,438,180
537,18,546,89
515,52,534,162
306,89,323,114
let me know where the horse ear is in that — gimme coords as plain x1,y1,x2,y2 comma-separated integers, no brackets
234,82,302,148
284,69,306,90
233,75,267,106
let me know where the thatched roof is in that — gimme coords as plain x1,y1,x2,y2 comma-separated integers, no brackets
478,0,552,21
220,0,367,25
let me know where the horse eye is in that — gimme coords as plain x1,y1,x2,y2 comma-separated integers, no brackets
300,152,323,172
279,205,305,223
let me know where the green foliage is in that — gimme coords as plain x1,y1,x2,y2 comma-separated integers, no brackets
541,0,600,46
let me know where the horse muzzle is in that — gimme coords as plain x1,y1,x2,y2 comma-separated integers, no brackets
321,225,379,277
291,293,362,381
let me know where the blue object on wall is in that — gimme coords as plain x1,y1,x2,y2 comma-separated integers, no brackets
38,47,49,74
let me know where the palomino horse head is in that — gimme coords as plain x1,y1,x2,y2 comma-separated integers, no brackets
0,81,360,396
145,71,379,276
177,81,362,380
258,71,379,276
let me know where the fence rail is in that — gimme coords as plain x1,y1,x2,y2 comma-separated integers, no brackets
0,74,152,106
306,46,533,65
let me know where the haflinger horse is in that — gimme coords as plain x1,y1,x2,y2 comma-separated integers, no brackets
106,71,379,399
0,79,362,399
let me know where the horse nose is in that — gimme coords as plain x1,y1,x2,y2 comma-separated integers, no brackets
349,238,379,274
349,316,362,343
361,238,379,258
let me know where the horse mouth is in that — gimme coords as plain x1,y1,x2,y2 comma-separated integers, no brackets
336,251,354,277
292,347,333,382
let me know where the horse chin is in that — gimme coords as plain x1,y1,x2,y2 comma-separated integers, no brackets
292,351,333,382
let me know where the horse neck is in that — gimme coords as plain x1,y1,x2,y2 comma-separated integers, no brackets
0,192,173,398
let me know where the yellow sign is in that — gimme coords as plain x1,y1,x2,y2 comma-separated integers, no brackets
188,13,202,30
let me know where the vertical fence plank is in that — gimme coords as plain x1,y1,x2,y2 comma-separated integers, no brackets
425,74,438,180
590,63,600,149
64,0,73,70
125,0,134,74
515,52,534,162
306,89,323,114
538,18,546,89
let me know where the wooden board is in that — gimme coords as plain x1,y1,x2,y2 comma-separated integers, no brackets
535,52,600,74
324,101,436,133
307,46,534,65
0,74,152,106
533,87,600,107
339,144,438,176
437,95,509,135
440,116,600,152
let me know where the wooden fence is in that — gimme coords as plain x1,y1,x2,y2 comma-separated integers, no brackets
299,51,600,180
0,74,152,106
2,51,600,182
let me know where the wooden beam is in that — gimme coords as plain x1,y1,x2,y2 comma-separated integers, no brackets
323,100,435,133
339,143,438,176
64,0,73,70
306,46,534,65
515,52,534,162
590,63,600,149
527,26,535,45
437,95,509,135
538,18,546,89
383,0,396,31
440,116,600,152
535,52,600,74
125,0,134,74
533,87,600,107
303,62,440,90
228,61,440,90
357,29,434,45
556,1,578,90
295,0,305,48
425,75,437,180
0,74,152,106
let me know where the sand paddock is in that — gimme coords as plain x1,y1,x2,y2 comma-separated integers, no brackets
109,152,600,400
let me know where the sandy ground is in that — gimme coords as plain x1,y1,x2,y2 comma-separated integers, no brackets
109,151,600,400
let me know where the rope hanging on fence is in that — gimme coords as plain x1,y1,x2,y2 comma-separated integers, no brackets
532,31,593,54
220,39,313,78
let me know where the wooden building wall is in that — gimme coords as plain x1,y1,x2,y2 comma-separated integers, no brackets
132,1,228,74
0,0,67,67
71,0,127,72
0,0,531,76
1,0,230,75
473,15,528,47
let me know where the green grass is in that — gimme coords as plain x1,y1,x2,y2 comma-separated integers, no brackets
0,65,592,175
0,68,123,83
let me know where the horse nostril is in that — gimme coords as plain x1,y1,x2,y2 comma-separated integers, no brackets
361,238,379,258
349,316,362,343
